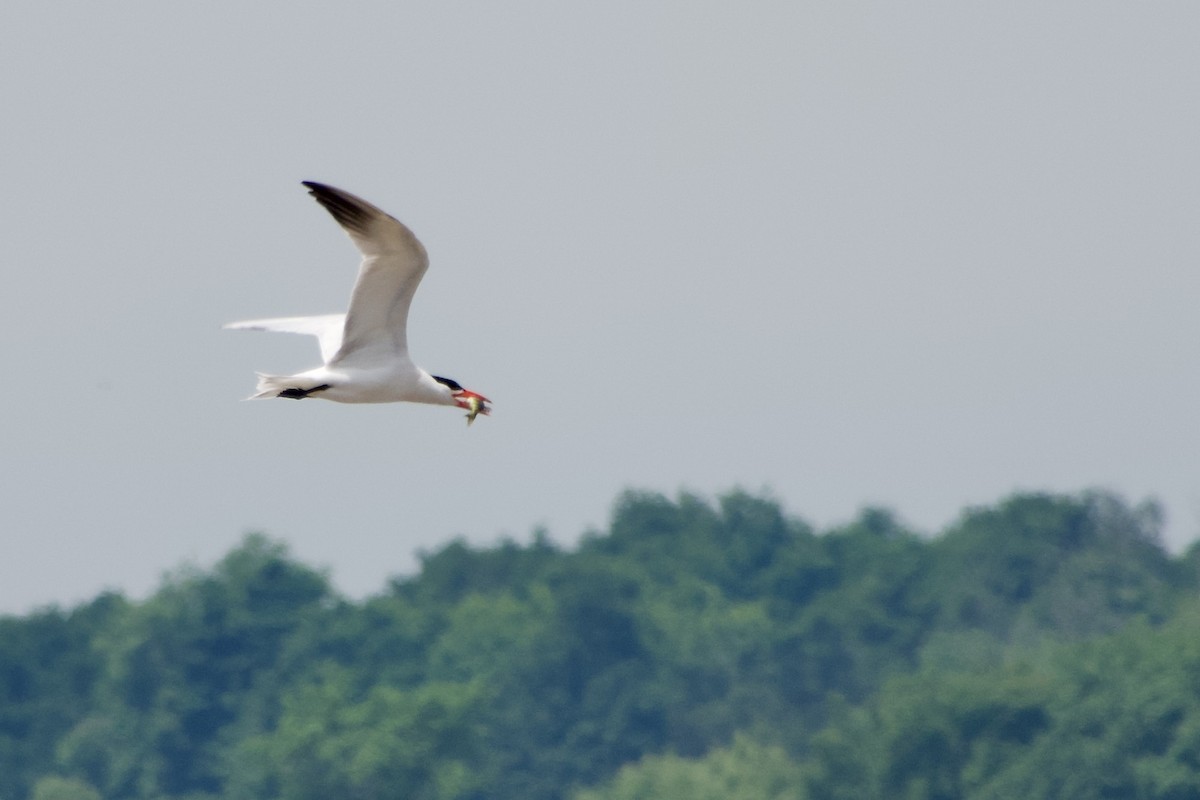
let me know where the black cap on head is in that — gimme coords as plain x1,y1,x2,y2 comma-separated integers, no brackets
432,375,464,392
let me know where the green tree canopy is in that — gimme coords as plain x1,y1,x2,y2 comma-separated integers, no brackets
2,488,1193,800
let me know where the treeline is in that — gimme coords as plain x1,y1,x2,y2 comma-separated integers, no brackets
2,489,1198,800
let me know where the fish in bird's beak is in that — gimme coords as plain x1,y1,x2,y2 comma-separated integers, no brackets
465,396,485,425
456,391,491,426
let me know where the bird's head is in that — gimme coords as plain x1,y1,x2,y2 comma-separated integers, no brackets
433,375,492,425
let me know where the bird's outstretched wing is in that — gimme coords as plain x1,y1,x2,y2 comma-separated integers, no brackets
302,181,430,368
223,314,346,363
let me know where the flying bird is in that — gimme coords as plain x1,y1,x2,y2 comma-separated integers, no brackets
225,182,491,424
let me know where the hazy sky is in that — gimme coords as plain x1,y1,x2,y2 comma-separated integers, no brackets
2,3,1198,614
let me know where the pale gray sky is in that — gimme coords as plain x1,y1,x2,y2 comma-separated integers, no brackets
2,3,1198,613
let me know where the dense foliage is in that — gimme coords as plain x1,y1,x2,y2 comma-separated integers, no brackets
2,489,1198,800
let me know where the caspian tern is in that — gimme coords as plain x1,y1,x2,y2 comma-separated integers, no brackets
225,182,491,424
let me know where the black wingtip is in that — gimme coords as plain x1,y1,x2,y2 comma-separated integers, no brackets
301,181,372,234
301,180,345,201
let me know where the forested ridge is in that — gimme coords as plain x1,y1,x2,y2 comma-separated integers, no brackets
4,489,1200,800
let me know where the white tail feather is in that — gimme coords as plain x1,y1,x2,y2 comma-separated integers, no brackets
246,373,326,400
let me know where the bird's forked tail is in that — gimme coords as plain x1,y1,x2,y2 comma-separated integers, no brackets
246,373,331,400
